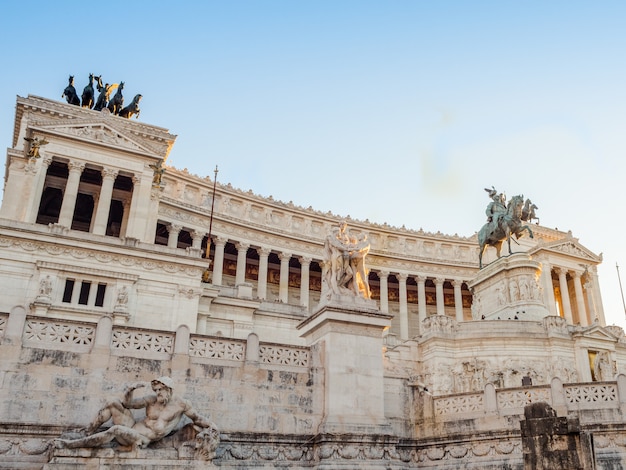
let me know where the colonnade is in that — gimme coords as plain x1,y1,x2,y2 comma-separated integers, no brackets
539,260,601,326
34,158,145,238
163,227,471,340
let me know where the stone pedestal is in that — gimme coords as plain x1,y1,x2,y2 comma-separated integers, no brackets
469,253,550,321
45,448,216,470
297,296,392,435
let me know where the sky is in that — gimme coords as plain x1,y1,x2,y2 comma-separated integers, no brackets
1,1,626,326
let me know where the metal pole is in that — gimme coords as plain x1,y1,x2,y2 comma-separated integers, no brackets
202,166,219,282
617,263,626,319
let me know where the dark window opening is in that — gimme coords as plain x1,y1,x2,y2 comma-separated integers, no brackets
106,200,124,237
178,230,193,249
36,187,63,225
71,193,94,232
62,279,75,303
95,284,106,307
155,223,168,245
78,281,91,305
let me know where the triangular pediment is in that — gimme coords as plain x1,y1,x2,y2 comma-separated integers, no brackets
574,324,620,342
530,238,601,264
30,121,161,158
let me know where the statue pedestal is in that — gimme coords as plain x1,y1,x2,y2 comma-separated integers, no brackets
469,253,550,321
45,447,217,469
298,299,392,435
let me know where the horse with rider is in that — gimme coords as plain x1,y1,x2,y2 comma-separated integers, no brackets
478,187,536,268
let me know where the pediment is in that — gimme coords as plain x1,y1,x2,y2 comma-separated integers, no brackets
531,238,601,263
574,324,620,342
31,121,161,158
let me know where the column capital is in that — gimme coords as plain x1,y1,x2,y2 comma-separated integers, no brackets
168,223,182,233
378,270,390,278
451,279,464,288
102,167,119,180
256,246,271,257
299,256,312,266
42,156,53,167
278,252,292,262
554,267,569,276
397,273,408,282
434,277,446,286
235,242,250,252
132,174,142,185
190,230,205,241
414,274,427,284
68,161,85,172
213,236,229,246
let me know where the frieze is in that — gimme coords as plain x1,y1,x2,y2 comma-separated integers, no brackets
2,238,202,278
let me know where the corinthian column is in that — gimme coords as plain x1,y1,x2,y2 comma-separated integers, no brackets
299,256,311,308
573,271,588,326
278,252,291,303
211,236,228,286
92,167,118,235
556,268,574,324
57,161,85,228
378,270,389,314
398,273,409,340
415,275,427,325
256,247,270,300
235,242,250,285
453,280,464,322
435,277,446,316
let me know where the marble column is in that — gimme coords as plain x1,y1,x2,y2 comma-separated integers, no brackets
556,268,574,324
299,256,311,308
235,242,250,285
398,273,409,340
573,271,588,326
119,199,131,238
92,167,118,235
57,161,85,228
435,277,446,316
256,247,270,300
211,237,228,286
278,252,291,303
378,270,389,314
167,224,182,248
453,280,464,322
27,157,52,223
416,275,427,324
540,259,558,316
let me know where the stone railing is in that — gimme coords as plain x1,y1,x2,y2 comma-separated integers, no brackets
427,376,626,423
0,307,309,369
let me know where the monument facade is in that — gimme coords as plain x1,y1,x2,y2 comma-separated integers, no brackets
1,93,625,468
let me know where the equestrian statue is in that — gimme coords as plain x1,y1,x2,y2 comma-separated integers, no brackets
478,187,536,268
61,74,141,119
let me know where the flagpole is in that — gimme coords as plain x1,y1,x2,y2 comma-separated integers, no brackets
617,263,626,319
202,166,219,282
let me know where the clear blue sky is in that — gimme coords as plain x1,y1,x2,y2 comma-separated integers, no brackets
2,1,626,326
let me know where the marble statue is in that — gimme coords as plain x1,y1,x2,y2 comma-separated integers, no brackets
54,377,218,453
61,75,80,106
323,220,371,299
478,190,534,268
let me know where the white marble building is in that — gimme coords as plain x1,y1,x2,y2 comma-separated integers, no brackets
1,95,625,469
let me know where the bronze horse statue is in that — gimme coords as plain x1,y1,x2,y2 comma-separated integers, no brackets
62,76,80,106
107,81,124,115
93,76,118,112
81,73,95,109
521,198,539,225
119,94,142,119
478,195,534,268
